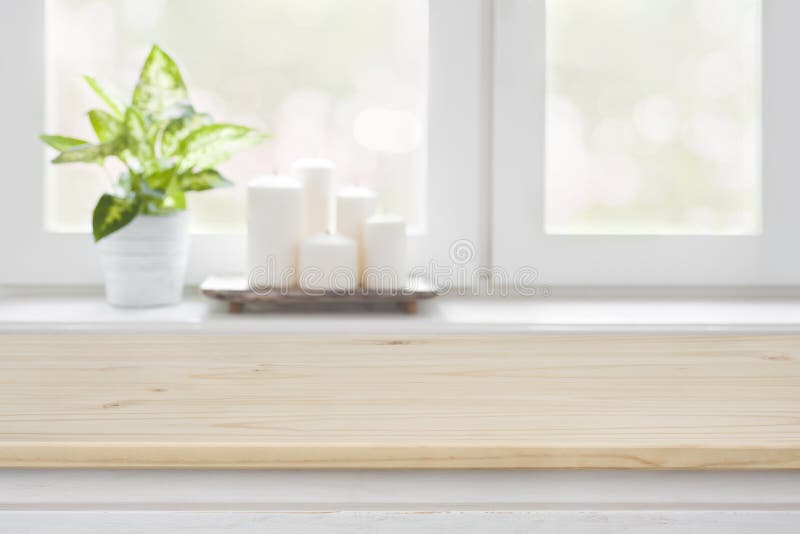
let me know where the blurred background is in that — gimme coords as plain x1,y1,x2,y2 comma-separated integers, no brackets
546,0,761,235
45,0,428,234
45,0,760,237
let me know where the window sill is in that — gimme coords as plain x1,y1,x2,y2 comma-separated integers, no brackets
2,287,800,334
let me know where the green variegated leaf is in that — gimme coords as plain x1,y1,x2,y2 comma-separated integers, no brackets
92,193,141,242
161,112,212,157
139,169,184,214
145,174,185,214
88,109,123,143
119,148,141,170
83,76,126,119
132,45,189,120
86,110,140,168
145,168,174,191
124,107,157,174
180,169,233,191
52,139,124,164
177,124,267,171
140,181,166,200
161,101,195,122
39,135,90,151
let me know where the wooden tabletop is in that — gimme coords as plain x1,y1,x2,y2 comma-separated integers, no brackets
1,334,799,469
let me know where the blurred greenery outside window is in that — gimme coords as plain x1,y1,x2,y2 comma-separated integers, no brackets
546,0,761,235
47,0,761,238
46,0,428,234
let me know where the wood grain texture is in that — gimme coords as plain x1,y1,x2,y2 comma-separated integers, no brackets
0,334,799,469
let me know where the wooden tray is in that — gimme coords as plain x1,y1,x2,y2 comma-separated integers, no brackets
201,275,438,314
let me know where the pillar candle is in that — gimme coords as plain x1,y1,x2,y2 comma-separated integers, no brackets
363,214,408,291
247,175,303,289
336,186,377,277
298,233,358,292
292,158,334,236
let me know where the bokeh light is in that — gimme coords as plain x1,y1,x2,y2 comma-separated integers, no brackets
546,0,761,235
45,0,428,233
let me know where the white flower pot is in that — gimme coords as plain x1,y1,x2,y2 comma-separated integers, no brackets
96,212,190,307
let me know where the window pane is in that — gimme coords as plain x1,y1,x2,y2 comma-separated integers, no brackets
546,0,761,235
46,0,427,233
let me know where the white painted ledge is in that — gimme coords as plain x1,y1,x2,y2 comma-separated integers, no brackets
2,287,800,333
3,470,800,508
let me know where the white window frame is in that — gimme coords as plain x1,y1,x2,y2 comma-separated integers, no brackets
492,0,800,288
14,0,789,290
0,0,489,285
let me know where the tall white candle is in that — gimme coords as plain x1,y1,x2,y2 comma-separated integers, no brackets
336,186,377,239
247,175,303,289
363,214,408,291
336,186,377,277
298,233,358,292
292,158,334,236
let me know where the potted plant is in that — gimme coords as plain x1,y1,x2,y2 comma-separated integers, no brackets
41,45,266,307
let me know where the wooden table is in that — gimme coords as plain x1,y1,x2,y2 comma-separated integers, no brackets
1,333,799,469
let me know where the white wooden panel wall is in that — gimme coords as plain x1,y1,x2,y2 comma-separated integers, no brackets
2,471,799,533
4,511,800,534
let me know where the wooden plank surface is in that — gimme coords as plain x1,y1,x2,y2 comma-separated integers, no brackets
0,334,799,469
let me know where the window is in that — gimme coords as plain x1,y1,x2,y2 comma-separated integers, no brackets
2,0,486,284
494,0,800,287
46,0,428,233
8,0,795,289
546,0,761,236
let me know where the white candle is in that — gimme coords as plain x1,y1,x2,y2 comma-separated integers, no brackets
247,175,303,289
292,158,334,236
336,186,377,277
336,186,377,239
298,233,358,292
363,214,408,291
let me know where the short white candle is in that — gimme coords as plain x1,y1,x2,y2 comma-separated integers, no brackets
336,186,377,276
298,233,358,292
363,214,408,291
247,175,303,288
292,158,334,236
